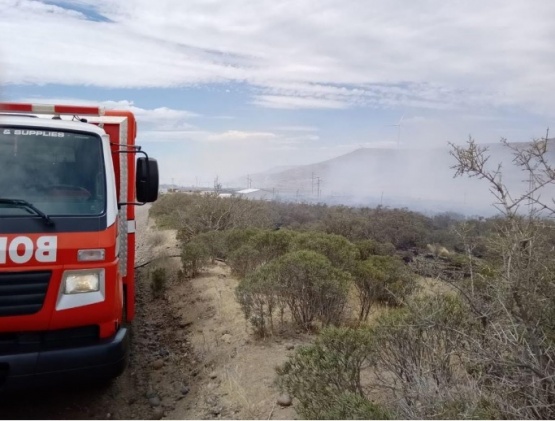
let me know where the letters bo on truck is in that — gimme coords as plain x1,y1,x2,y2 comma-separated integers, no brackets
0,103,159,390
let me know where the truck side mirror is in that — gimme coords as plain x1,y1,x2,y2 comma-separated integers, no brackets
136,157,159,203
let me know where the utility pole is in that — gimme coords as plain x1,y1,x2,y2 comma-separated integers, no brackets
247,175,252,189
311,172,315,195
316,177,322,199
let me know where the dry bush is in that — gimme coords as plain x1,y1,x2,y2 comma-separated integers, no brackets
447,135,555,419
276,327,390,419
371,294,484,419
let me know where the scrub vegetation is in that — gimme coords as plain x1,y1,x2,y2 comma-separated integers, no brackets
149,137,555,419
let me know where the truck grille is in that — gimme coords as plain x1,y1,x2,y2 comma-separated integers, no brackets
0,325,100,355
0,271,51,317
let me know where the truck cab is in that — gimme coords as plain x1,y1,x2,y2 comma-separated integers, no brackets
0,103,159,390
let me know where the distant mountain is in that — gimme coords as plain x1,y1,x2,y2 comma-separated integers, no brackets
240,140,555,215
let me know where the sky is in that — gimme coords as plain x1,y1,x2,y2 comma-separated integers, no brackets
0,0,554,187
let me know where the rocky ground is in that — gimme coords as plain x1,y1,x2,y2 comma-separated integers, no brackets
0,205,301,420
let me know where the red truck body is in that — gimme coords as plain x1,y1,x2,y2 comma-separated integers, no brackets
0,103,158,390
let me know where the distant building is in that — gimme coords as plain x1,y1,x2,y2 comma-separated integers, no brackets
236,188,273,200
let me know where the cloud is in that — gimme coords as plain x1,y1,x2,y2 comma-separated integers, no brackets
1,0,555,112
252,95,348,109
206,130,277,142
274,125,320,132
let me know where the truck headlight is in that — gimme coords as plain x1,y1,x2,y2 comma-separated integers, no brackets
63,270,101,294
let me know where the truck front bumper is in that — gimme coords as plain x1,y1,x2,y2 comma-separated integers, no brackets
0,327,128,391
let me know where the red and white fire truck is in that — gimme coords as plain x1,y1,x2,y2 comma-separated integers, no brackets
0,103,159,390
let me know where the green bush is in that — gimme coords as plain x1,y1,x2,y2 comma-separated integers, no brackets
235,263,278,336
250,229,299,262
276,327,387,419
228,244,262,278
273,251,351,329
181,239,210,277
193,230,228,261
228,230,300,278
355,239,396,260
291,231,359,271
236,251,351,331
225,228,263,253
353,255,415,316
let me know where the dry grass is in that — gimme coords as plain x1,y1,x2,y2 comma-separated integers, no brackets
149,230,166,248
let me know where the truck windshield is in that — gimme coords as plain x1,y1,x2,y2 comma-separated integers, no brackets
0,127,106,217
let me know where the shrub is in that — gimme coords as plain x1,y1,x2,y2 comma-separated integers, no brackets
276,327,386,419
449,137,555,419
228,244,262,278
372,295,482,419
235,263,278,336
250,229,299,262
236,251,351,331
228,230,301,278
273,251,351,329
192,230,228,261
181,239,210,277
150,267,167,298
151,193,273,241
224,228,263,253
355,239,396,260
352,256,415,317
291,231,359,271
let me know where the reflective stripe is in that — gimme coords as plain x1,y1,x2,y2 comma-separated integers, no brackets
0,102,103,115
127,220,136,234
32,104,55,113
0,103,32,112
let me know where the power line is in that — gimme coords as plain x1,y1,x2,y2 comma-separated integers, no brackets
316,176,322,199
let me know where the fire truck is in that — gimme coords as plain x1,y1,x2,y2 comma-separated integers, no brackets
0,103,159,390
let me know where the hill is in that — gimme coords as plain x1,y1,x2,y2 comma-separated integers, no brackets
240,140,555,215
